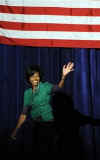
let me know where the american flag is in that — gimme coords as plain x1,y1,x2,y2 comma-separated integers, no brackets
0,0,100,48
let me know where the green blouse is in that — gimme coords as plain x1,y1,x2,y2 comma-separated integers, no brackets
23,82,54,121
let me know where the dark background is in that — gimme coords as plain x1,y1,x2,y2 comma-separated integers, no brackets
0,44,100,159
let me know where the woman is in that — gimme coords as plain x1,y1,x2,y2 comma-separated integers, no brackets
10,62,74,153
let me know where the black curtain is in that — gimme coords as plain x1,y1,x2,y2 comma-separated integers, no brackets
0,44,100,159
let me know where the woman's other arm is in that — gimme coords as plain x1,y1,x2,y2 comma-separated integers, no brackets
11,114,27,139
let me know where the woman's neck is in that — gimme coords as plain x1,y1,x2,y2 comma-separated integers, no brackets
32,85,39,92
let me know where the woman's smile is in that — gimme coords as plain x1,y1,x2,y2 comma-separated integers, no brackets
29,72,40,88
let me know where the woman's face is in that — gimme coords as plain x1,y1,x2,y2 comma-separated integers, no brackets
29,72,40,87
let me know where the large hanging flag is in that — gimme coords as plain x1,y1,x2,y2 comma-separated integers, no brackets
0,0,100,48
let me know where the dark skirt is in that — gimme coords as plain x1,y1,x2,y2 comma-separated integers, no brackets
9,118,59,153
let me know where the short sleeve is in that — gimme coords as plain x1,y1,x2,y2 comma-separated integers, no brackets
21,107,31,115
22,89,32,115
23,89,31,107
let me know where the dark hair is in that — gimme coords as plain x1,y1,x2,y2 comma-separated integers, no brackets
25,65,44,84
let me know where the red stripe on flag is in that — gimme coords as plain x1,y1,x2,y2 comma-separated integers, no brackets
1,21,100,32
0,5,100,16
0,36,100,48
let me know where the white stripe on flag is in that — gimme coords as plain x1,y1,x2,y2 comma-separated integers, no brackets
1,13,100,25
0,0,100,8
0,28,100,40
